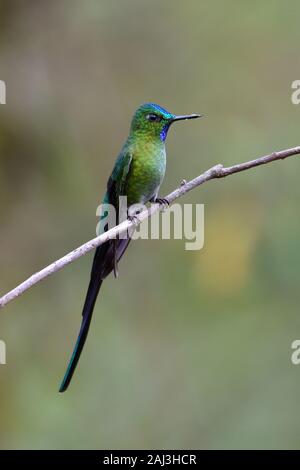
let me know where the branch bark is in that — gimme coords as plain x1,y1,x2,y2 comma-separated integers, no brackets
1,145,300,309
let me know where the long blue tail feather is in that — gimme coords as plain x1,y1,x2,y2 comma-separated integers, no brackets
59,236,132,392
59,276,103,392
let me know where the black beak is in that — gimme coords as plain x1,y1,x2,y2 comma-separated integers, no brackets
171,113,202,122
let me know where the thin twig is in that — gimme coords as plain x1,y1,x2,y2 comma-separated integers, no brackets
1,145,300,309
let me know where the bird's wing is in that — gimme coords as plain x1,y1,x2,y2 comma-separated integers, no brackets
108,150,133,210
91,151,132,277
59,151,133,392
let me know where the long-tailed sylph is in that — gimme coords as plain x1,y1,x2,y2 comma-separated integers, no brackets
59,103,201,392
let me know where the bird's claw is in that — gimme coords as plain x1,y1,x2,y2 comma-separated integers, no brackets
155,198,170,211
128,214,140,226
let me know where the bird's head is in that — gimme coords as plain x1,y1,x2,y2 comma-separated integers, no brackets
130,103,202,142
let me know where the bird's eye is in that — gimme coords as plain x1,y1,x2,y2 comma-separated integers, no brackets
146,113,162,122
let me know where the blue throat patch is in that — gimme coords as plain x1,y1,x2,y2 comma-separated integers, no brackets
160,123,170,142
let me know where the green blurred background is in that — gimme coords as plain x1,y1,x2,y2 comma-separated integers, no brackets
0,0,300,450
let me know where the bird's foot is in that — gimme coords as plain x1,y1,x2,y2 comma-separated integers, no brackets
154,197,170,211
128,214,140,227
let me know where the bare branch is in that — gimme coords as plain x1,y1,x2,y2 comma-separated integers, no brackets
1,145,300,309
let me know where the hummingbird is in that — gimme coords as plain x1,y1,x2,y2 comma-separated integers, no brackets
59,103,201,392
